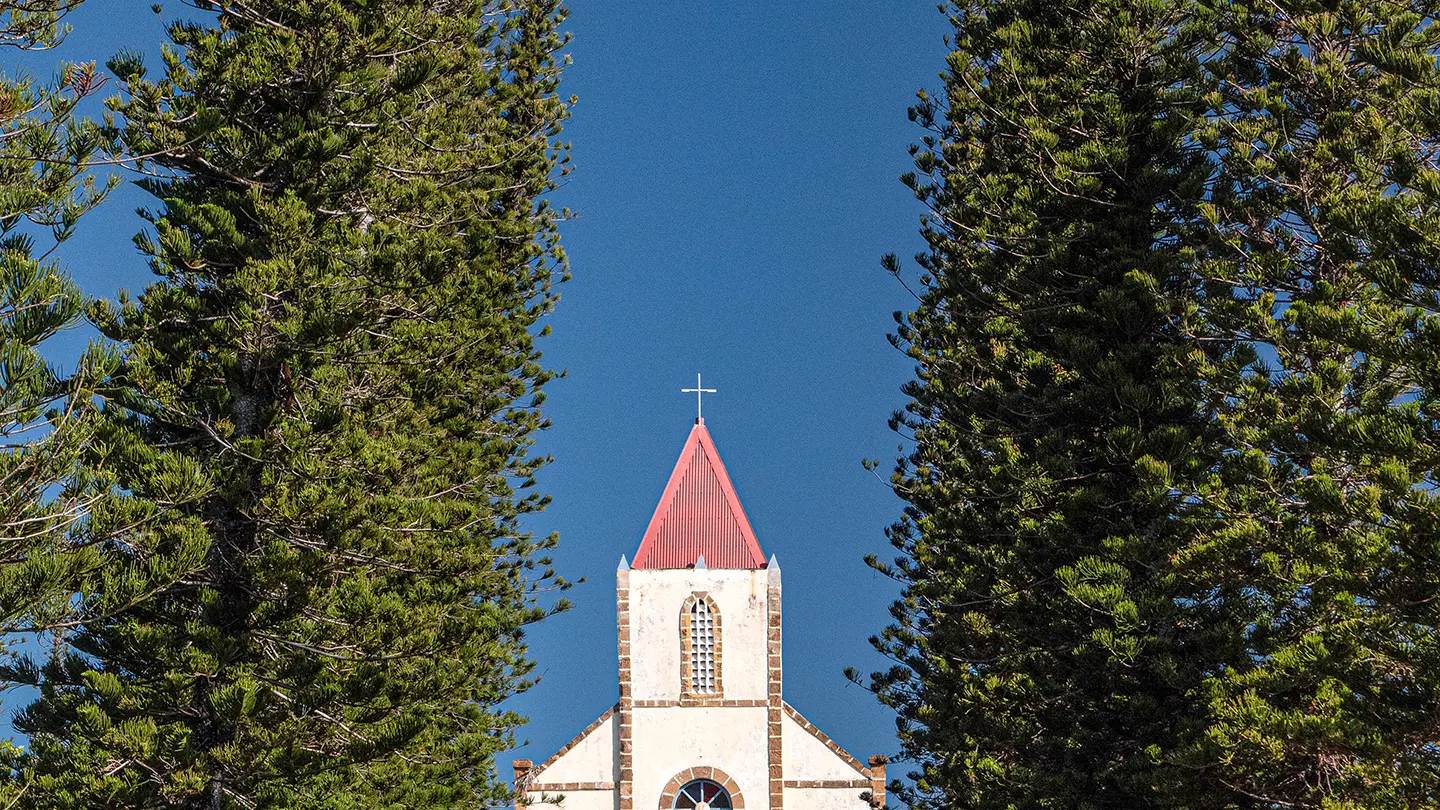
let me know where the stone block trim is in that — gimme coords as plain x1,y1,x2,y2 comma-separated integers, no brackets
658,766,747,810
766,574,783,810
513,759,534,803
679,591,723,702
527,704,619,780
528,782,618,792
867,756,888,809
781,702,870,776
781,780,872,789
618,570,634,810
633,698,766,708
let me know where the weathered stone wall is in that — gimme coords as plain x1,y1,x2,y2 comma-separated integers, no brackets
629,568,769,703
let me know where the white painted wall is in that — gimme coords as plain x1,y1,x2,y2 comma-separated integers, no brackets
525,788,617,810
782,787,869,810
631,705,770,810
630,569,770,702
534,711,619,783
781,712,866,780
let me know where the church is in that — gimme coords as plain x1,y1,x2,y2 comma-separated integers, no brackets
513,417,886,810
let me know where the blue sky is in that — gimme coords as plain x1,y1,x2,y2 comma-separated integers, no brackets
13,0,951,787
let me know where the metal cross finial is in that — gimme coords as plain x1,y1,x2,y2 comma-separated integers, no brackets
681,373,716,423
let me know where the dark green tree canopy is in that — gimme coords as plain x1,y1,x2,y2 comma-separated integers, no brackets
868,0,1440,808
9,1,572,807
867,0,1244,806
1174,0,1440,804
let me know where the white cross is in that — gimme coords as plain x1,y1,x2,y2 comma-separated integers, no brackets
681,373,716,422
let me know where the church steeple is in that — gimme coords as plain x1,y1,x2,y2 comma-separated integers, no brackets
516,414,888,810
631,421,766,570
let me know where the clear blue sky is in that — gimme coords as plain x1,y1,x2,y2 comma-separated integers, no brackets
14,0,950,787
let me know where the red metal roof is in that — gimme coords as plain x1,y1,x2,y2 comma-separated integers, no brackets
631,420,767,570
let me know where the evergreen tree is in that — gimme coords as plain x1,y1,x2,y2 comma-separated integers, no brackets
871,0,1440,807
0,0,116,640
1174,1,1440,805
11,1,571,807
862,0,1250,807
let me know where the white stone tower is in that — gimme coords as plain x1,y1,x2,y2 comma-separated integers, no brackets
514,420,885,810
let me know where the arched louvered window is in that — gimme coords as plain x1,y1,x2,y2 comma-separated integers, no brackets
680,593,722,697
690,599,716,692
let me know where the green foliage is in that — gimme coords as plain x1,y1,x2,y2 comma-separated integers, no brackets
0,2,117,647
9,1,572,807
1174,1,1440,806
870,0,1440,808
0,0,81,49
865,2,1243,805
1,6,123,804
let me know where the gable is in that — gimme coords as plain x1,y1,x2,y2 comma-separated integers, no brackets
632,423,766,570
530,705,619,785
781,703,870,781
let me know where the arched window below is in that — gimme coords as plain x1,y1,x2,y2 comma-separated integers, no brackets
674,779,731,810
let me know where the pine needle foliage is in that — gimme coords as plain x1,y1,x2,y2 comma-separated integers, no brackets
0,0,81,49
1173,1,1440,805
10,1,572,807
870,0,1440,808
0,2,117,639
862,0,1250,807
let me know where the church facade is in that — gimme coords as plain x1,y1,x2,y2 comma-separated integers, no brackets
514,419,885,810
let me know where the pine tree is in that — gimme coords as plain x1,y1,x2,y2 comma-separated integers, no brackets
0,1,117,641
11,1,571,807
1172,1,1440,805
872,0,1440,806
862,0,1253,807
